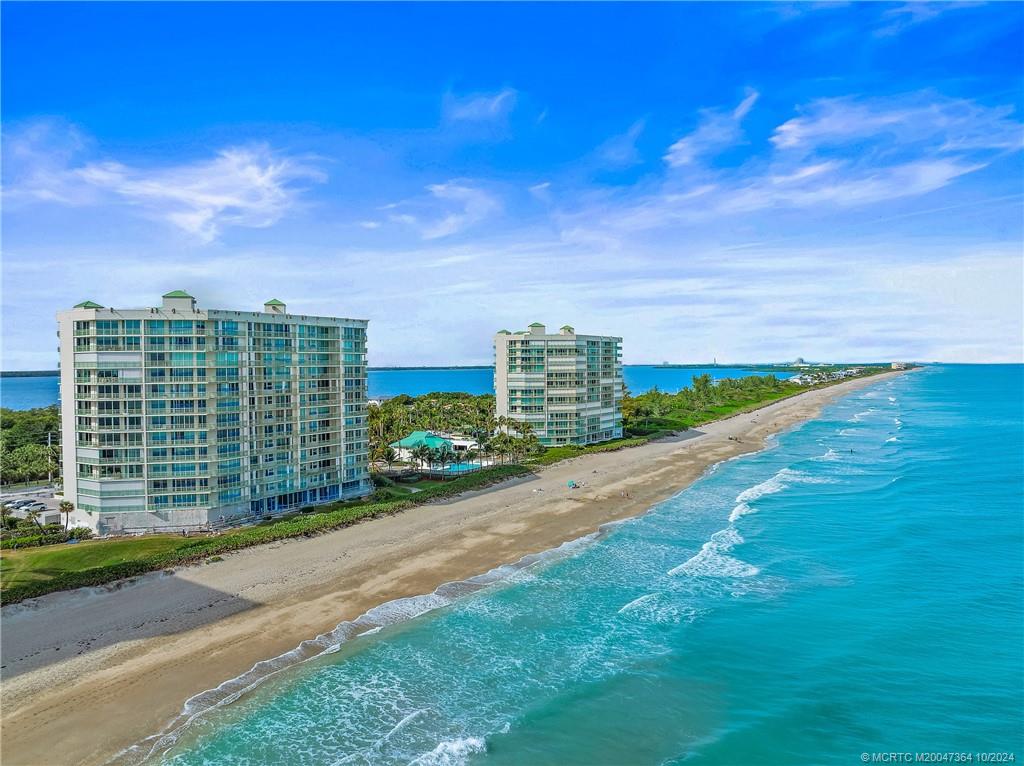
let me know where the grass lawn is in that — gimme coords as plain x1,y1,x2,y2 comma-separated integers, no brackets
1,535,186,591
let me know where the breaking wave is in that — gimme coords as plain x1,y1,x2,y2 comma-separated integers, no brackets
109,531,608,766
669,527,759,579
409,736,487,765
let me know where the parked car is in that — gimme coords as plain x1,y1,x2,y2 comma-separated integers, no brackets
3,499,33,510
22,502,48,512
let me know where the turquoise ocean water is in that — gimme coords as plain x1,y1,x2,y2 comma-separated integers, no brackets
0,366,772,410
138,365,1022,765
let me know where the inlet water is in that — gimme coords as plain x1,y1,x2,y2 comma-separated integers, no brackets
152,366,1023,764
1,366,774,410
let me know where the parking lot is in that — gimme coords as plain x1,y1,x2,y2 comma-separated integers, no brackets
1,489,62,526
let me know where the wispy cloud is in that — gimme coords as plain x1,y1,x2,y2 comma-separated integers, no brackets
3,119,97,204
529,181,552,202
595,119,646,169
77,148,324,243
419,182,500,239
442,88,518,123
771,92,1023,153
7,237,1019,368
3,121,324,243
568,89,1023,237
874,2,976,38
387,180,500,240
664,88,759,168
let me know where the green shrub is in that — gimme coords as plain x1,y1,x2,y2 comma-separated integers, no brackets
528,436,653,466
1,533,67,550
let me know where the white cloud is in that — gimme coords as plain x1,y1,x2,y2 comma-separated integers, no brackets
569,89,1023,236
596,119,646,168
442,88,518,123
732,89,760,120
387,181,500,240
3,122,325,243
3,119,97,205
874,2,977,38
771,93,1023,153
420,182,500,239
78,148,324,243
719,158,984,213
6,236,1019,370
664,88,759,168
529,181,552,202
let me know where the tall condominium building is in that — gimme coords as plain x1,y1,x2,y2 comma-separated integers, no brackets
494,323,623,447
57,291,371,535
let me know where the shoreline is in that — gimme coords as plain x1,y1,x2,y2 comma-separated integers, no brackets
0,372,906,766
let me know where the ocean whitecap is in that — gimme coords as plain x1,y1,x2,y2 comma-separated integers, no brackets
410,736,487,766
669,527,759,578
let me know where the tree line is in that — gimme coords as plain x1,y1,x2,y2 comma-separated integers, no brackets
0,406,60,485
368,393,543,468
621,373,791,431
368,373,796,468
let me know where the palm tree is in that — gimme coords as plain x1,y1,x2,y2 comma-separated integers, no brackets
491,433,513,465
522,434,542,458
410,444,432,471
59,500,75,531
479,439,494,467
512,419,535,440
463,448,479,470
24,508,43,533
435,446,456,474
380,446,398,473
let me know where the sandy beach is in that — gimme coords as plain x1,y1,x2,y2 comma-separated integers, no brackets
0,372,903,766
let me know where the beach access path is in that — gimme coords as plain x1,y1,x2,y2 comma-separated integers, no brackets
0,371,906,766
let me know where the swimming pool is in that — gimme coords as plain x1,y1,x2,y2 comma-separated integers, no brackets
439,463,481,474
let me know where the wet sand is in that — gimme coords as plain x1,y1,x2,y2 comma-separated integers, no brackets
0,373,903,766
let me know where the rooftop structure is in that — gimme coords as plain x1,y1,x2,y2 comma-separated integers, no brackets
390,430,454,451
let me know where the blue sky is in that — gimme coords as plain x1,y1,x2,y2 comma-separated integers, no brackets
2,2,1022,368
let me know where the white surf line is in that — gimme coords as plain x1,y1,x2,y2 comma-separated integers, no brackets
108,530,610,766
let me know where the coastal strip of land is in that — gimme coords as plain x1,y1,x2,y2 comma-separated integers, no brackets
0,371,904,766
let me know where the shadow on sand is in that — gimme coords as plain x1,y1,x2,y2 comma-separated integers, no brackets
1,571,259,678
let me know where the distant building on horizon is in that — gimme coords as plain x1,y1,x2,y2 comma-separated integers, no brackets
493,323,623,447
57,290,371,534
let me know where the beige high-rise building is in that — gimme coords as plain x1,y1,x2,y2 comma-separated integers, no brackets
494,323,623,446
57,290,370,534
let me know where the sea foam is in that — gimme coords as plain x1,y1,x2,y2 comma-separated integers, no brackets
728,468,835,522
410,737,487,766
669,527,759,578
111,531,607,766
